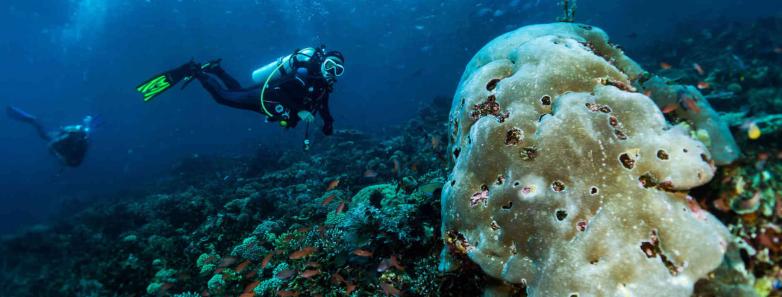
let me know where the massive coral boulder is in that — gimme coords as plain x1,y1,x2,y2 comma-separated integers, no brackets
440,23,733,297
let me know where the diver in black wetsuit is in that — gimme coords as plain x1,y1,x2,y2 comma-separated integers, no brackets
173,46,343,136
6,106,95,167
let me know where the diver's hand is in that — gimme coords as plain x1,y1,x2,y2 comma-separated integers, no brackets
297,111,315,123
322,122,333,135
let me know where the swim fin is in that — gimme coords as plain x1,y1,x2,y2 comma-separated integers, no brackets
6,106,37,123
136,62,196,102
137,60,224,102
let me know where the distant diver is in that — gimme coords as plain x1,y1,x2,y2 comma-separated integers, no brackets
6,106,96,167
137,46,344,145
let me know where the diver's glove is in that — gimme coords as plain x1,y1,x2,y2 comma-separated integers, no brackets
297,111,315,123
322,122,333,135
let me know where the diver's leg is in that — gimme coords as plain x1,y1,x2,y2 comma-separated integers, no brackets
6,106,51,141
196,74,261,113
206,66,242,91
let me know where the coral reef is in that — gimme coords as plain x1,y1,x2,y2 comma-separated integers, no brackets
440,22,740,296
0,16,779,297
0,97,454,297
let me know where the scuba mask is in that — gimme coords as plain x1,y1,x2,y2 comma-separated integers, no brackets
321,57,344,79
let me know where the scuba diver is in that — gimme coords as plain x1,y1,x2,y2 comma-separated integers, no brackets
136,46,345,147
6,106,95,167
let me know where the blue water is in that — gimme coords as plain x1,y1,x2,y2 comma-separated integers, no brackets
0,0,777,234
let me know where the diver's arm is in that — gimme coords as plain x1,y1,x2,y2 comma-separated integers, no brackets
319,94,334,135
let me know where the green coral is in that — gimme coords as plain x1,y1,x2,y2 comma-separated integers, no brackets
207,273,225,292
254,263,290,296
231,236,268,261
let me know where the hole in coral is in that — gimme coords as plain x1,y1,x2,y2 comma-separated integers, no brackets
486,78,501,91
520,146,538,161
496,175,505,185
614,129,628,140
589,259,598,264
538,114,547,122
556,210,568,221
609,115,618,127
467,135,472,144
599,106,612,113
450,180,456,186
700,153,709,162
638,173,658,188
505,128,523,145
577,220,588,231
461,98,465,107
540,95,552,106
513,181,520,187
657,150,669,160
619,153,635,169
590,187,599,195
502,201,513,210
640,241,657,258
551,181,565,192
481,184,489,191
570,294,580,297
453,148,461,159
490,220,500,231
683,148,689,153
578,24,593,30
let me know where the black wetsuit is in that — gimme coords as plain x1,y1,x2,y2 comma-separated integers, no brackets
194,63,335,135
49,127,89,167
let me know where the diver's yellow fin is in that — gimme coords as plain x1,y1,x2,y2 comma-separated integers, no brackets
136,74,175,102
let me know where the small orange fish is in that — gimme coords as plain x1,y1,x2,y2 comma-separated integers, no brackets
336,201,346,214
326,179,340,191
261,252,274,269
661,103,679,114
289,247,317,260
331,273,346,284
306,261,320,267
381,282,402,296
234,260,252,273
244,280,261,293
296,226,311,233
346,282,357,295
697,81,710,89
410,163,418,172
389,255,405,271
277,291,300,297
300,269,321,278
692,63,704,75
682,98,701,114
660,62,672,70
276,269,297,280
431,135,440,149
758,152,769,161
353,249,373,257
321,195,335,206
363,169,378,178
643,90,652,97
392,159,400,173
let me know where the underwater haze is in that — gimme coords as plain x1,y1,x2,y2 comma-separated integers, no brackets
0,0,773,234
0,0,781,296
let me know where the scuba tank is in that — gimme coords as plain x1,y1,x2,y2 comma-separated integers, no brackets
251,47,317,84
